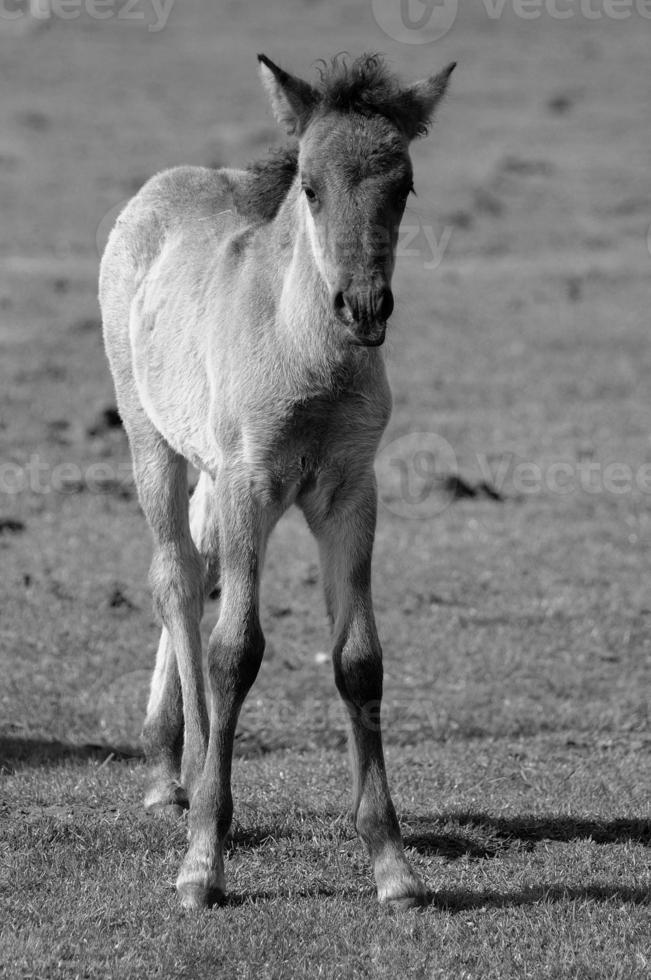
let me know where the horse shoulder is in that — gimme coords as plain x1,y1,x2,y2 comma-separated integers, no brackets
102,166,246,279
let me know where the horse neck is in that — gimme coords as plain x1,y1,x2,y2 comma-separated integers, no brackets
269,181,348,376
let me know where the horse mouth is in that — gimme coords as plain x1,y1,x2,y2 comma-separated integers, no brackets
349,322,387,348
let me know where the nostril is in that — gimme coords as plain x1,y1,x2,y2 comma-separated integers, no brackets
333,291,346,315
378,287,394,321
333,289,358,323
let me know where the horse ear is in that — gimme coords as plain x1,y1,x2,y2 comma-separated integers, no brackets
404,61,456,139
257,54,319,136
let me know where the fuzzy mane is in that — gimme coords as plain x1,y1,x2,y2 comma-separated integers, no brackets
230,146,299,224
231,54,421,224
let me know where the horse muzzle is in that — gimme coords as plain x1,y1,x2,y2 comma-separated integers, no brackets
331,282,393,347
350,320,387,347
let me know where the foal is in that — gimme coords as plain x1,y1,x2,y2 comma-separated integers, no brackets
99,53,455,910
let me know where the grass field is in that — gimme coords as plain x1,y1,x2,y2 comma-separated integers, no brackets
1,1,650,977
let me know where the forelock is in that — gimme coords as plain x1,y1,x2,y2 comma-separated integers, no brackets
312,53,426,137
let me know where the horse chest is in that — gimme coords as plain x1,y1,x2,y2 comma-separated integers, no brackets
242,396,383,510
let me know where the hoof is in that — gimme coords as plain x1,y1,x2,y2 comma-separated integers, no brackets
178,881,226,910
177,870,226,910
376,858,428,911
144,780,189,814
381,890,429,912
176,846,226,910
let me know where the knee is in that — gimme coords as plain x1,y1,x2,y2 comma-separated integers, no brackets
333,620,383,707
149,545,204,622
207,617,265,698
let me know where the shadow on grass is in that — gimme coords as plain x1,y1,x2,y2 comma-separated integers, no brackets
402,813,650,859
0,735,142,772
404,824,503,860
430,882,650,911
177,882,648,910
229,809,650,862
232,882,650,909
229,815,506,859
450,812,651,847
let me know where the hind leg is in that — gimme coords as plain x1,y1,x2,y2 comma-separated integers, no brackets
142,628,185,813
143,472,221,813
101,250,212,810
111,384,209,814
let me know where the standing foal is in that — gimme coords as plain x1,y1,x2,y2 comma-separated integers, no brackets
99,53,455,910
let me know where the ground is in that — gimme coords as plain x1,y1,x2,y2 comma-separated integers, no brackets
0,2,649,978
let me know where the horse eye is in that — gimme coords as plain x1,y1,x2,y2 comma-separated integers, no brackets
303,186,317,203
